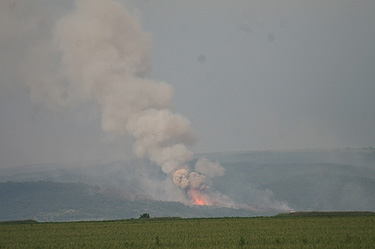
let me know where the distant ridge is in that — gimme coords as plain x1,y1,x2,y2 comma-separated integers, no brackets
0,181,274,222
1,148,375,221
276,211,375,217
197,147,375,166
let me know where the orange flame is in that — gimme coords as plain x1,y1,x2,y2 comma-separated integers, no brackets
190,189,210,206
195,197,205,206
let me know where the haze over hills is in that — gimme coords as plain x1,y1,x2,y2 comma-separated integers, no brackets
1,148,374,221
205,148,375,211
0,181,268,222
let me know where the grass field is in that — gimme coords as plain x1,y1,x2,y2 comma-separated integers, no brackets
1,216,375,248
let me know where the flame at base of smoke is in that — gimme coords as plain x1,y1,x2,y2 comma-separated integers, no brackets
172,158,228,205
189,188,211,206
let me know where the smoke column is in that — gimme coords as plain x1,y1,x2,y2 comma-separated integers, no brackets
48,0,227,205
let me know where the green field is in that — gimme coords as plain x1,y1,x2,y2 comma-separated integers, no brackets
1,216,375,248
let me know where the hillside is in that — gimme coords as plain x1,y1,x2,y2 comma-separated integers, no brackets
0,181,271,222
1,148,375,221
205,149,375,211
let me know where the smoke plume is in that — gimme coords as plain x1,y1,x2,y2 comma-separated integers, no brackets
29,0,226,205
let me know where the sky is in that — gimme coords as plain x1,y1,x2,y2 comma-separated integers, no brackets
1,0,375,168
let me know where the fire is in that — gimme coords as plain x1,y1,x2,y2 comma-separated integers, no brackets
195,197,205,206
190,189,210,206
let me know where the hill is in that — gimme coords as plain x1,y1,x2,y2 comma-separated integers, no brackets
204,148,375,211
0,181,271,222
1,148,375,221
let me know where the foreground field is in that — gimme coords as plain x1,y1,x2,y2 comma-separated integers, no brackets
1,216,375,248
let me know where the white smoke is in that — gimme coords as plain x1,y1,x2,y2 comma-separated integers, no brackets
1,0,292,210
195,158,225,178
48,0,225,204
127,109,198,174
173,169,190,189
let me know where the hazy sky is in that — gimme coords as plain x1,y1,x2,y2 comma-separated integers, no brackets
1,0,374,168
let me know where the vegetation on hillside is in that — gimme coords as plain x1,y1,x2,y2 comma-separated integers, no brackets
0,181,269,222
1,148,375,221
